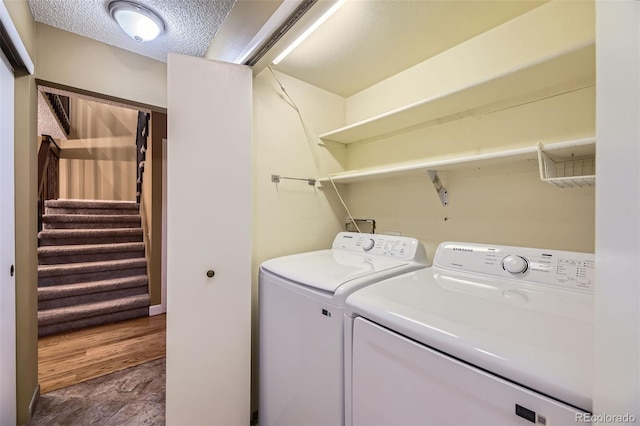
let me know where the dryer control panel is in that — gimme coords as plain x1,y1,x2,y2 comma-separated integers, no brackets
434,242,595,292
332,232,428,263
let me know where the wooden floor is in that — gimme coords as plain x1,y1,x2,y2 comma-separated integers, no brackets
38,314,166,394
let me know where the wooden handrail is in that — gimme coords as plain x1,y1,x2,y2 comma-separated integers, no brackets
44,92,71,135
136,112,149,204
37,134,61,237
37,135,60,196
37,136,51,196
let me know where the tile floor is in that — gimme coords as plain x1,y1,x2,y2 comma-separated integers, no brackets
29,358,165,426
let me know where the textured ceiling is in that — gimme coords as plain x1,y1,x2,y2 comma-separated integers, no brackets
272,0,547,97
28,0,235,62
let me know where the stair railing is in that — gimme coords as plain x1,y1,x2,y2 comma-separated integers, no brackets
37,134,61,235
136,112,150,204
44,92,71,136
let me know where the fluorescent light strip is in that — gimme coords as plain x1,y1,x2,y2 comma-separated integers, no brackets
272,0,346,65
235,0,304,64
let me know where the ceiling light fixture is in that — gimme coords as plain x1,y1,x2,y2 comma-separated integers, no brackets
272,0,346,65
109,1,165,43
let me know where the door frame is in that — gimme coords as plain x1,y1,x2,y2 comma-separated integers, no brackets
0,0,35,423
0,46,16,426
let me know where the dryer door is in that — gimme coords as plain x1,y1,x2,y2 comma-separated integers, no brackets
350,317,589,426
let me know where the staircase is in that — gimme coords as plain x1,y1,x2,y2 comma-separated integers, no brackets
37,199,151,337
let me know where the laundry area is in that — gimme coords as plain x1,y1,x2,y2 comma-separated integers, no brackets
249,0,602,424
3,0,638,424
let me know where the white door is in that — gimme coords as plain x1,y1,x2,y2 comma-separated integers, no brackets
0,50,16,426
165,54,252,425
594,0,640,417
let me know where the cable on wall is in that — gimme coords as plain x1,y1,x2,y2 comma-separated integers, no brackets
267,66,325,148
267,66,360,232
329,176,361,233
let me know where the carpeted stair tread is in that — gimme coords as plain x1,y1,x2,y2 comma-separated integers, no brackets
38,285,148,311
38,307,149,337
42,214,141,229
38,258,147,287
38,242,145,265
45,199,138,209
38,294,151,326
43,214,140,222
38,258,147,278
38,228,143,239
44,200,140,214
38,275,148,301
37,198,150,335
38,242,145,257
38,228,143,246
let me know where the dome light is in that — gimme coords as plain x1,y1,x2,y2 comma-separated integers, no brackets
109,1,165,43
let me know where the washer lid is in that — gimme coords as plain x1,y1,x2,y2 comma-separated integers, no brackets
346,268,594,411
261,249,409,293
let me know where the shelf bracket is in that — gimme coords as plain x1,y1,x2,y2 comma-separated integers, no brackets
427,170,449,206
271,174,316,186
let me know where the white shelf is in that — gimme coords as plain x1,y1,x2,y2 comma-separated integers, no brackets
318,137,595,185
319,43,595,144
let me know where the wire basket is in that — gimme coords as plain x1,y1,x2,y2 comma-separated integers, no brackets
537,143,595,188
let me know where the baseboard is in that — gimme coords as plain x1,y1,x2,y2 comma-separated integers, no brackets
28,384,40,420
149,304,166,316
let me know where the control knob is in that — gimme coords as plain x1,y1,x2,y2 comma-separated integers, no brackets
502,255,528,274
363,238,376,251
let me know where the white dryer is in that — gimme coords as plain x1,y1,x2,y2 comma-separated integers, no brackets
259,232,428,426
345,242,595,426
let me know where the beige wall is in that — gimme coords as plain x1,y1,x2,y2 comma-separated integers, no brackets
334,0,595,260
35,22,168,302
7,0,597,422
58,98,137,201
250,1,596,413
346,0,594,123
251,69,347,412
252,68,348,265
4,14,166,425
36,23,167,310
58,100,164,306
35,23,167,109
343,87,596,258
4,0,39,424
141,112,165,306
10,11,160,424
14,75,38,426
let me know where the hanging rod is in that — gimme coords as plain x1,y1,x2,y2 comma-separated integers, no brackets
271,174,316,186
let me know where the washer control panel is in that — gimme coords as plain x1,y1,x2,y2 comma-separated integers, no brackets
332,232,427,262
434,242,595,292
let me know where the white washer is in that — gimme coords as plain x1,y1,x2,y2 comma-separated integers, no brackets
259,232,428,426
345,242,595,426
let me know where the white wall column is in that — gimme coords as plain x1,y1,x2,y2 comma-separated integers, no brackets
594,0,640,419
